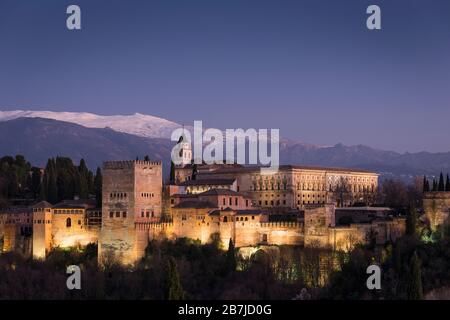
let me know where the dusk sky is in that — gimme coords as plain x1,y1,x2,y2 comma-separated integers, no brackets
1,0,450,153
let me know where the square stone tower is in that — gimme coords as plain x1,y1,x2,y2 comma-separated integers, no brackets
32,201,53,259
99,160,162,265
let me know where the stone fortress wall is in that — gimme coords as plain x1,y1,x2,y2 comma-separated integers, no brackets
423,191,450,231
1,158,407,266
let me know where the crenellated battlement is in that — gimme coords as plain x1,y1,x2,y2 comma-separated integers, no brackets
103,160,162,169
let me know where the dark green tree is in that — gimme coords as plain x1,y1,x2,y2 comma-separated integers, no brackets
406,207,418,236
94,167,102,208
144,155,150,161
169,161,175,183
55,157,78,201
30,167,42,199
432,179,437,192
422,176,430,192
46,161,58,204
87,170,94,195
407,251,423,300
226,238,237,273
78,159,89,199
446,174,450,192
438,172,445,191
393,241,402,272
164,257,185,300
0,155,32,199
191,163,198,181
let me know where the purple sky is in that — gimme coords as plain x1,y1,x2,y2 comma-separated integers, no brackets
1,0,450,153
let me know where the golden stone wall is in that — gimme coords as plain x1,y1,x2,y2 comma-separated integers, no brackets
32,209,53,259
0,209,33,256
423,192,450,230
99,160,162,265
51,212,99,248
304,205,406,251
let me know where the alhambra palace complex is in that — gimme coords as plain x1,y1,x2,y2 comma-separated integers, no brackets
1,142,448,265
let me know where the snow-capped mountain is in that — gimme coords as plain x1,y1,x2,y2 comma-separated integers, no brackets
0,109,184,139
1,114,449,178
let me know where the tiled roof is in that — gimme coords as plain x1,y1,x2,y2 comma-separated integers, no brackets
198,164,376,175
53,199,96,209
178,178,236,186
32,201,53,208
235,209,267,215
173,201,217,209
171,194,198,198
208,208,267,216
198,189,243,196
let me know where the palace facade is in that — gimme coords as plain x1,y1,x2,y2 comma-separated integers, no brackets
1,155,406,266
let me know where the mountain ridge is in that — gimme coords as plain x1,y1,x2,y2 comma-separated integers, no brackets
0,109,183,139
1,117,450,179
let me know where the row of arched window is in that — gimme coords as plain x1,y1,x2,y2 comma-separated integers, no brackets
257,199,287,206
141,192,155,198
110,192,127,199
252,182,288,191
109,211,127,218
141,210,154,218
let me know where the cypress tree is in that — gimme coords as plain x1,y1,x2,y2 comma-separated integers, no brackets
406,207,417,236
47,162,58,204
438,172,445,191
191,163,198,181
40,160,49,200
407,252,423,300
226,238,237,273
30,167,42,199
87,170,94,195
169,161,175,183
446,174,450,192
432,179,437,192
422,176,429,192
144,155,150,161
164,257,184,300
78,159,89,199
94,167,102,208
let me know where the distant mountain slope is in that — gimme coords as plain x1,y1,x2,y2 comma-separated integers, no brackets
0,117,449,178
0,110,183,139
279,142,450,177
0,117,172,172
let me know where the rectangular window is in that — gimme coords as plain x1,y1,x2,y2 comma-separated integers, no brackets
123,211,127,218
115,211,120,218
110,212,113,218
